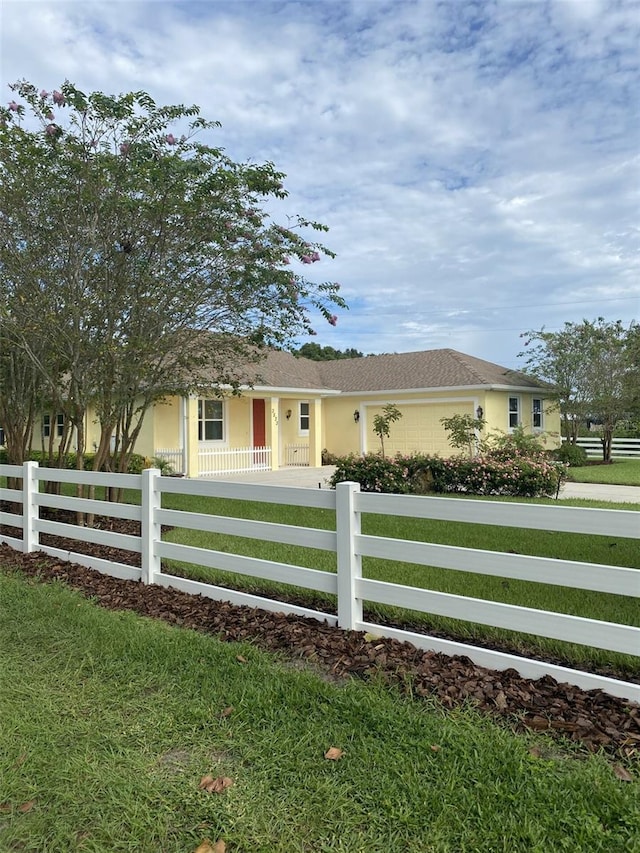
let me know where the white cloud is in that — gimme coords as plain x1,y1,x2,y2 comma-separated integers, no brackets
1,0,638,366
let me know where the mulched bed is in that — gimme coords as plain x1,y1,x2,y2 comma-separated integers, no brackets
1,538,639,761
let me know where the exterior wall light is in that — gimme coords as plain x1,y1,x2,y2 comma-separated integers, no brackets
353,410,360,423
285,409,292,420
476,406,484,419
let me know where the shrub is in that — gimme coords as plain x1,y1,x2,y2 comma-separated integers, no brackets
327,453,412,494
552,442,588,467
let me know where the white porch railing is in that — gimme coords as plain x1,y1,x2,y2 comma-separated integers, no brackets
562,437,640,458
285,443,310,466
154,448,185,474
198,445,271,477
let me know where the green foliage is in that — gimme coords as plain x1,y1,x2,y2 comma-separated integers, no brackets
372,403,403,455
440,413,485,457
552,443,589,467
329,431,566,498
293,343,363,361
327,453,412,493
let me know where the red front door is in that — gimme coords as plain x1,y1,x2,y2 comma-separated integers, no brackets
252,399,266,447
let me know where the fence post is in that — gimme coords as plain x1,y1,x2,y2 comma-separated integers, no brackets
22,461,39,554
141,468,161,585
336,481,362,630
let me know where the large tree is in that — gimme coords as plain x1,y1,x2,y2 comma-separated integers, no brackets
0,81,344,472
520,318,638,462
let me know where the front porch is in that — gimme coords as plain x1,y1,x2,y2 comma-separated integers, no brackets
153,392,323,477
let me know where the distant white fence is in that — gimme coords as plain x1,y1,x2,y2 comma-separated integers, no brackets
0,461,638,701
284,443,310,467
563,437,640,459
198,446,271,477
154,448,185,474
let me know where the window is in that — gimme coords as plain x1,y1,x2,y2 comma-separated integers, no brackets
299,401,310,434
43,414,51,438
56,413,65,438
532,398,543,430
0,426,4,447
508,397,520,429
198,399,224,441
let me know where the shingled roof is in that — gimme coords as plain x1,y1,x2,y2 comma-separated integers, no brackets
245,347,545,393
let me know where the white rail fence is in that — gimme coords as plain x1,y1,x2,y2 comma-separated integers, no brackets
197,445,271,476
0,462,638,701
284,443,310,467
563,437,640,458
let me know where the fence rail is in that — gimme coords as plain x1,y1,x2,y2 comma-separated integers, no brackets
0,461,638,701
284,443,310,466
563,437,640,458
197,445,271,476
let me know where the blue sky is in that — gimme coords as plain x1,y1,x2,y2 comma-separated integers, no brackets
2,0,638,368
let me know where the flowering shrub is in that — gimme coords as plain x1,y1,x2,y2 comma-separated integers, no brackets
329,439,566,499
327,453,413,494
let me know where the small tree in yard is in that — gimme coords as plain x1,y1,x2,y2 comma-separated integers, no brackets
0,80,345,479
372,404,402,456
440,412,485,458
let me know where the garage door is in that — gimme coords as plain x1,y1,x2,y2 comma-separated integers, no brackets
364,402,474,456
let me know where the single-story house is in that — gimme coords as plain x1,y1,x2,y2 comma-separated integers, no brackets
35,348,560,476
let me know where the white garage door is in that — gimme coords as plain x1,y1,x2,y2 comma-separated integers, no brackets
364,402,474,456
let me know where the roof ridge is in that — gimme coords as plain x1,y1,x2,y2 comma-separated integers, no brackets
445,349,488,384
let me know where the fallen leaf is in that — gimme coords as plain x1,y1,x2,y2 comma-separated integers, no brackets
236,655,247,664
528,746,542,758
494,691,508,711
0,803,12,813
220,706,234,718
363,632,380,642
199,775,234,793
430,744,441,752
194,840,226,853
613,764,633,782
14,753,27,768
18,800,36,813
324,747,344,761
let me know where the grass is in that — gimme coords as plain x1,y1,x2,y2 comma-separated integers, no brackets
158,489,640,677
567,458,640,486
1,571,638,853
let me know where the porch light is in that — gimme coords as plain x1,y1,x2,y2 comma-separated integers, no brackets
353,410,360,423
285,409,292,420
476,406,484,419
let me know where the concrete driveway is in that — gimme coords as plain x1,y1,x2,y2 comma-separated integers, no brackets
215,466,640,503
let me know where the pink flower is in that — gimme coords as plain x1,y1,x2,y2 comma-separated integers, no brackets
282,256,290,265
120,142,131,155
328,315,338,326
311,251,321,262
46,111,54,121
8,100,19,111
52,90,65,106
89,138,98,148
165,133,177,145
301,255,312,264
39,90,49,99
45,123,58,136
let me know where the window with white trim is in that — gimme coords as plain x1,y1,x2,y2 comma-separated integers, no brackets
198,399,224,441
532,398,543,430
43,414,51,438
508,397,520,429
56,413,65,438
299,401,310,435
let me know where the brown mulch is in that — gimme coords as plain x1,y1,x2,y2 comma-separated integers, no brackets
1,536,639,761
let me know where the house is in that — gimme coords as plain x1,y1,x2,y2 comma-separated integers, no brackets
29,348,559,476
143,347,560,476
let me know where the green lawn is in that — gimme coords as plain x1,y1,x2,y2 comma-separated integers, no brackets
567,459,640,486
1,572,637,853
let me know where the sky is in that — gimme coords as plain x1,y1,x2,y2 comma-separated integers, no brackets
1,0,639,369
